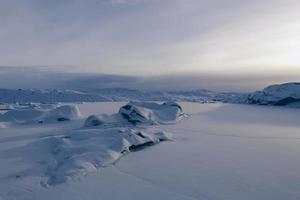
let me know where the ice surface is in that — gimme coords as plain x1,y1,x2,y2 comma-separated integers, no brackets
1,102,300,200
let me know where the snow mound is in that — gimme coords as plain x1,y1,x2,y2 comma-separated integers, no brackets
0,123,8,128
7,124,173,186
0,105,81,124
25,128,171,186
248,83,300,106
0,108,44,123
0,103,14,110
119,101,184,125
37,105,82,123
84,115,104,127
3,102,181,186
84,113,128,128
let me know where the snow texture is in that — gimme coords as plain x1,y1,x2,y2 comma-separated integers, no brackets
1,102,180,186
119,101,185,125
0,88,247,104
248,82,300,106
0,105,81,124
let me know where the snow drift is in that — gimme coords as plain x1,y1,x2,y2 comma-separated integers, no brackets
248,82,300,107
3,102,182,186
12,127,172,186
84,113,128,128
0,105,81,124
84,101,185,128
119,101,184,125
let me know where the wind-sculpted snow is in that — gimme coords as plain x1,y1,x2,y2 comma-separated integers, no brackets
84,101,185,127
248,82,300,107
10,128,172,186
0,105,81,124
2,102,181,186
119,101,185,125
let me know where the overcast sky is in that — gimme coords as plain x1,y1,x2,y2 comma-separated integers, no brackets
0,0,299,78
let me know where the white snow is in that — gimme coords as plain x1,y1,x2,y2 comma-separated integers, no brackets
37,105,82,123
0,102,178,187
0,102,300,200
0,105,81,124
14,127,171,187
248,82,300,106
0,88,247,104
0,104,13,111
118,101,185,125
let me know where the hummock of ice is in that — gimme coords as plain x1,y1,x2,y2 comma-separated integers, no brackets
0,105,81,124
84,113,128,128
248,82,300,106
119,101,184,125
4,102,182,186
84,101,185,128
0,103,14,110
13,128,172,186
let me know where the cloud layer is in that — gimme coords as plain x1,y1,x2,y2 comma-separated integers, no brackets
0,0,299,76
0,66,299,92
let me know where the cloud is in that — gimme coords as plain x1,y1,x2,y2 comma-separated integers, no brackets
110,0,145,5
0,0,299,77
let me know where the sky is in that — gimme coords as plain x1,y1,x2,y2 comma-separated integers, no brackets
0,0,299,89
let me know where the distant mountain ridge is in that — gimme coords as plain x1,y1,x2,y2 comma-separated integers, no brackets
0,88,248,104
1,82,299,108
247,82,300,107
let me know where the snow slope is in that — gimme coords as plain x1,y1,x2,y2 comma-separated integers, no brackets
119,101,185,125
0,105,81,124
0,102,180,187
1,102,300,200
248,82,300,106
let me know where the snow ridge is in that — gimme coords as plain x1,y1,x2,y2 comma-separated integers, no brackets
2,102,182,186
247,82,300,107
0,105,81,124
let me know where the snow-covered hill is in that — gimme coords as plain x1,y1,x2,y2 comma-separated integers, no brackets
2,83,300,108
0,101,181,186
247,82,300,107
0,105,81,124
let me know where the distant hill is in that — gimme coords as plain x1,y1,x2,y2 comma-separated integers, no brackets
247,82,300,108
0,88,247,104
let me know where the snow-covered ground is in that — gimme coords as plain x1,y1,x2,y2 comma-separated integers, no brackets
0,102,300,200
248,82,300,107
0,88,247,104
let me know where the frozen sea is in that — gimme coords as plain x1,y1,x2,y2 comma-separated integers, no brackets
0,102,300,200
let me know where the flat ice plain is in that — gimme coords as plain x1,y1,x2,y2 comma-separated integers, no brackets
0,102,300,200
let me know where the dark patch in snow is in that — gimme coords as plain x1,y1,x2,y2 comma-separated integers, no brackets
129,141,155,152
274,97,300,106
